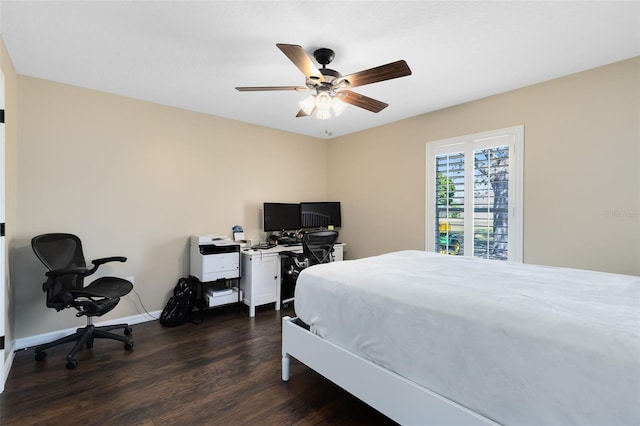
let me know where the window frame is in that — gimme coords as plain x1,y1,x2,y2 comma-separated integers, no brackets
425,125,524,262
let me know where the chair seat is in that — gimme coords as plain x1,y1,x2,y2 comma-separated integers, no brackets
78,297,120,317
78,277,133,299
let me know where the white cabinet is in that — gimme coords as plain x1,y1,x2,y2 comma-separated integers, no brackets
189,237,242,313
240,252,280,317
240,243,344,317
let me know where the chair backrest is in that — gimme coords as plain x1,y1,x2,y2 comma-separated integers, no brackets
32,233,86,270
303,230,339,266
32,233,87,301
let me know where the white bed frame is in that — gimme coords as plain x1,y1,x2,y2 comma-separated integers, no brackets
281,316,499,425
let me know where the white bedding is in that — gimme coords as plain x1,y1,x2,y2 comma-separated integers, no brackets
293,250,640,426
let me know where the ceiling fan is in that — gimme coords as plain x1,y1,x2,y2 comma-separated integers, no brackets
235,43,412,120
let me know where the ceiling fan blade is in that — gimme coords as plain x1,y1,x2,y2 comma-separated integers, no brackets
276,43,325,82
235,86,308,92
340,90,388,113
340,60,412,89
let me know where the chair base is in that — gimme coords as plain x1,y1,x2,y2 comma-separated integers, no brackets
34,322,133,369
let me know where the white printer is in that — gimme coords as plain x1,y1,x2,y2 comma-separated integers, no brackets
190,235,241,283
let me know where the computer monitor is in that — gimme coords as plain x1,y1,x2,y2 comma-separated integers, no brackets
263,202,301,232
300,201,341,228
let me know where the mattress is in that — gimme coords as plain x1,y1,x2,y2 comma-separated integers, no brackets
293,250,640,426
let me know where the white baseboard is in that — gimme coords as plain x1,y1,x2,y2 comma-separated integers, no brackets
2,343,16,393
14,310,161,351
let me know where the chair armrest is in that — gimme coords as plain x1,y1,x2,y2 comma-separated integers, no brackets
84,256,127,275
92,256,127,267
42,267,90,292
280,251,309,270
45,267,91,279
45,255,126,281
280,251,307,262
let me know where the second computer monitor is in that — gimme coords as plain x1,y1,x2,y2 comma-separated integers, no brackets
300,201,341,228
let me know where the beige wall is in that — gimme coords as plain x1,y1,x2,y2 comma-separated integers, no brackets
14,76,328,338
1,37,18,364
328,57,639,276
10,56,640,341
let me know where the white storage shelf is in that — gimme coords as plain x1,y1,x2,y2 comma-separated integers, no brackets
189,237,243,313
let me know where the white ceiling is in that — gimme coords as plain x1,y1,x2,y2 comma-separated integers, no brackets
1,1,638,139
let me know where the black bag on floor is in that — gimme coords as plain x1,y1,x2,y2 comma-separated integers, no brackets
160,276,198,327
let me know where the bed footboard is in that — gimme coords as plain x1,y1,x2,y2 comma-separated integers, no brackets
281,316,497,425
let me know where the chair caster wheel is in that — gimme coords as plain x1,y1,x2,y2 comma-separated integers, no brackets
35,351,47,361
124,341,134,351
66,359,78,370
124,327,133,336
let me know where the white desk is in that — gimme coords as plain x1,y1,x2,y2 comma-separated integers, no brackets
240,244,344,317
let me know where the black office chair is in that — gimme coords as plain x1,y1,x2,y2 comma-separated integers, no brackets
280,230,339,307
31,233,134,369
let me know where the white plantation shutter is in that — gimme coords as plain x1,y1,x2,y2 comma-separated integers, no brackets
435,152,465,255
473,146,510,259
426,126,523,262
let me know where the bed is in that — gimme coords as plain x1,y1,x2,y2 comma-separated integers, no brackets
281,250,640,425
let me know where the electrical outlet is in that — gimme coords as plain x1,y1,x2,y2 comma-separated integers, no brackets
126,276,134,284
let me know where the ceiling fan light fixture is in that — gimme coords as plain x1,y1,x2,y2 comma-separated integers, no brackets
315,91,332,111
303,92,348,119
316,109,331,120
332,97,348,116
299,95,316,115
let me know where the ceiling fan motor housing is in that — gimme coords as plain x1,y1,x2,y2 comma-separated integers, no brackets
307,48,342,86
313,48,335,66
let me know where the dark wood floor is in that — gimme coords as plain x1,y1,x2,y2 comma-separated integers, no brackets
1,304,396,425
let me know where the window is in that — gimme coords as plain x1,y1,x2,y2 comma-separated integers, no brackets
426,126,523,262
